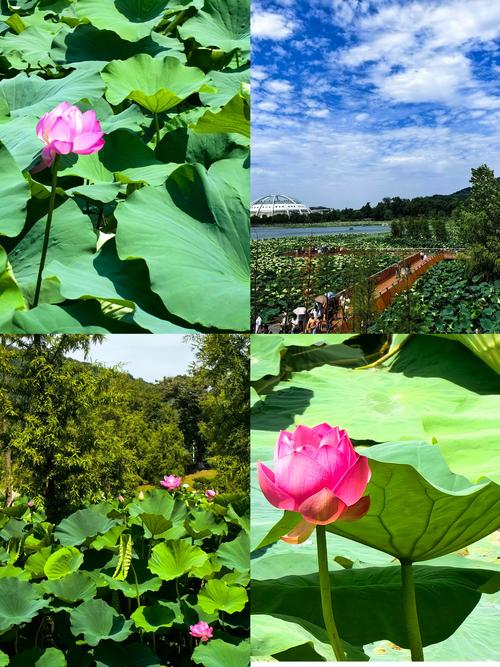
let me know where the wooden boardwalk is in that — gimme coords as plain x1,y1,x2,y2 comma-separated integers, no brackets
300,251,457,333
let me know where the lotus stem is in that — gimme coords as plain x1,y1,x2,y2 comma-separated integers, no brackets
400,560,424,661
33,154,60,308
316,525,346,661
154,113,161,147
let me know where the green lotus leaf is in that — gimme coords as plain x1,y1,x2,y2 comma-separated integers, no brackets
3,300,146,334
199,68,249,107
76,0,168,42
192,638,250,667
251,334,357,382
0,68,104,119
44,546,84,580
191,93,249,138
0,115,46,171
90,525,126,551
0,246,26,322
0,518,26,540
327,441,500,561
252,566,498,650
0,649,8,666
0,578,49,634
9,647,66,667
70,599,133,646
0,565,30,581
148,540,208,581
253,336,500,483
100,560,162,598
131,601,176,632
190,553,221,579
94,642,162,667
0,144,30,238
128,488,175,518
115,158,249,330
216,532,249,574
102,54,212,113
54,508,117,547
179,0,250,53
8,199,97,306
24,547,53,579
187,510,228,539
51,24,184,66
0,25,58,70
197,579,248,614
252,615,366,662
42,572,97,602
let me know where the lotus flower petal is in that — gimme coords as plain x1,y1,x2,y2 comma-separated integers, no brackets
281,519,315,544
274,451,330,507
292,424,322,450
312,423,333,439
298,487,346,525
337,494,370,521
334,455,371,506
257,462,296,510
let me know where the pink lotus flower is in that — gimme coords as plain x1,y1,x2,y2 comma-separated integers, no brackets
117,494,125,503
257,424,371,540
27,500,34,508
35,102,104,168
205,489,217,501
160,475,182,490
189,621,213,642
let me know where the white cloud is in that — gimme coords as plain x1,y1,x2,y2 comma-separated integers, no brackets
336,0,500,108
252,116,500,206
252,9,297,40
265,79,294,94
306,108,330,118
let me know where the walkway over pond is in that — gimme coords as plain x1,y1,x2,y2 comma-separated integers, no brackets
273,250,460,333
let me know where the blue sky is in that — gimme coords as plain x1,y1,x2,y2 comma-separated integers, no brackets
251,0,500,208
72,335,195,382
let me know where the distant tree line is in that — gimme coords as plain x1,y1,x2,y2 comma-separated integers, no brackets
0,334,249,520
251,192,466,226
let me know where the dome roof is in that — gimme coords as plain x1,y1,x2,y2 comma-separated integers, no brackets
251,194,311,217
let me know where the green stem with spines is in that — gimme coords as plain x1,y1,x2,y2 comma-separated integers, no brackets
33,154,60,308
316,525,346,661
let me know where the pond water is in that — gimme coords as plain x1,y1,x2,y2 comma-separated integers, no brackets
251,224,389,239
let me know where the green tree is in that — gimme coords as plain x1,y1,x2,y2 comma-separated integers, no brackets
187,335,249,493
158,374,206,466
457,164,500,279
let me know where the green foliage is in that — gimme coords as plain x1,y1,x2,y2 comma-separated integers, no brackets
188,335,249,493
372,261,500,333
0,489,249,666
456,164,500,280
0,0,250,333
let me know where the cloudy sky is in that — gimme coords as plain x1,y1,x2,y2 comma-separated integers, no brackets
252,0,500,208
72,335,195,382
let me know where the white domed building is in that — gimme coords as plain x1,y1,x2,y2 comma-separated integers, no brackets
251,194,311,218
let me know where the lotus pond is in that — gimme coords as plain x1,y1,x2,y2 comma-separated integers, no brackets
250,333,500,662
0,487,250,666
